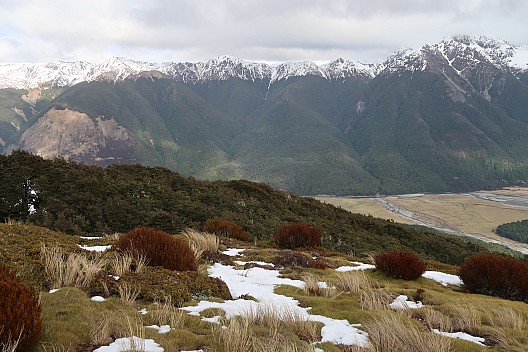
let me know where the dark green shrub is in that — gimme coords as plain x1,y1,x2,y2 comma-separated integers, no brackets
374,250,427,280
113,227,197,271
120,267,232,305
272,251,313,268
273,222,323,249
0,265,42,351
459,254,528,302
203,218,248,241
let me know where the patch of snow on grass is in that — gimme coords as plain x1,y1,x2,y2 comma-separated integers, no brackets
335,261,375,271
93,336,164,352
390,295,423,310
78,244,112,252
234,260,273,267
222,248,246,256
49,288,60,294
146,325,171,334
181,262,368,347
422,271,463,286
80,236,102,239
91,296,105,302
433,329,486,346
139,308,148,315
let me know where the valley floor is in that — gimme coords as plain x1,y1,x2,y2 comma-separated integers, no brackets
317,187,528,255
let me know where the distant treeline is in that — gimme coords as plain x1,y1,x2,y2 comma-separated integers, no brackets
0,151,497,264
496,220,528,243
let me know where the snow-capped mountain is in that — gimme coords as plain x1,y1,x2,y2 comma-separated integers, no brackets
0,56,375,89
3,35,528,196
1,36,526,89
380,35,528,75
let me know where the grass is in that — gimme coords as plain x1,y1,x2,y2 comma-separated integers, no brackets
4,222,528,352
364,311,453,352
40,244,106,288
183,229,220,259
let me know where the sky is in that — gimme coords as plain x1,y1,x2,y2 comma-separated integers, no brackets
0,0,527,64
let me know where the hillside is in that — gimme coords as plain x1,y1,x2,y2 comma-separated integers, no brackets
1,223,527,352
1,36,528,195
0,151,503,265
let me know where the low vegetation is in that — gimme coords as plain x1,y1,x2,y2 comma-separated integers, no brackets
0,151,505,264
459,253,528,302
1,222,528,351
374,250,427,280
113,227,198,271
203,218,248,241
0,264,42,352
274,222,323,249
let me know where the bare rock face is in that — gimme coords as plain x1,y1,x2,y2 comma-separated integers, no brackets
17,108,136,164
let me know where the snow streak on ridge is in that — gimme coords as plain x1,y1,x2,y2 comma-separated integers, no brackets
0,36,526,89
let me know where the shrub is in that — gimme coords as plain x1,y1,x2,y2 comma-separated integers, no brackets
272,251,313,268
0,265,42,352
203,218,248,241
374,250,426,280
273,222,323,249
459,253,528,302
113,227,197,271
120,266,232,305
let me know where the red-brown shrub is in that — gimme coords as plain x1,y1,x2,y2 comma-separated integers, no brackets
113,227,197,271
273,222,323,249
459,254,528,302
0,265,42,351
374,250,427,280
203,218,248,241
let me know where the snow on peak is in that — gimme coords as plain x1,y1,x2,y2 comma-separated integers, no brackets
0,57,377,89
1,36,526,90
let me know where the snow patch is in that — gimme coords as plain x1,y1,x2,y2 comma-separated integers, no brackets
93,337,164,352
433,329,486,346
390,295,423,310
78,244,112,252
422,271,463,286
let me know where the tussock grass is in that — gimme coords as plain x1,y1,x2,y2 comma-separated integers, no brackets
118,313,146,352
145,298,185,328
302,274,337,297
183,229,220,260
482,326,524,351
412,306,453,332
483,305,525,330
0,331,21,352
91,315,112,346
117,281,140,305
108,251,147,276
214,315,316,352
214,316,253,352
40,244,106,288
244,304,319,343
360,288,392,310
439,302,481,332
331,271,373,293
365,312,453,352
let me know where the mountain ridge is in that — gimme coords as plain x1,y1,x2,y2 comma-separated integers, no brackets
2,35,528,195
1,35,526,90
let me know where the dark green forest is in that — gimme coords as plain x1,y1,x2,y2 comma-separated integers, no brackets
496,219,528,243
0,151,506,264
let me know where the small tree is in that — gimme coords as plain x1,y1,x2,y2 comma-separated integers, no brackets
273,222,323,249
374,250,426,280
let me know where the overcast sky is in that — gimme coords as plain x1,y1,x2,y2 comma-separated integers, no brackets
0,0,526,64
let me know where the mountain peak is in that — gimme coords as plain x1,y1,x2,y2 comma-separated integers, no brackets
1,35,527,89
